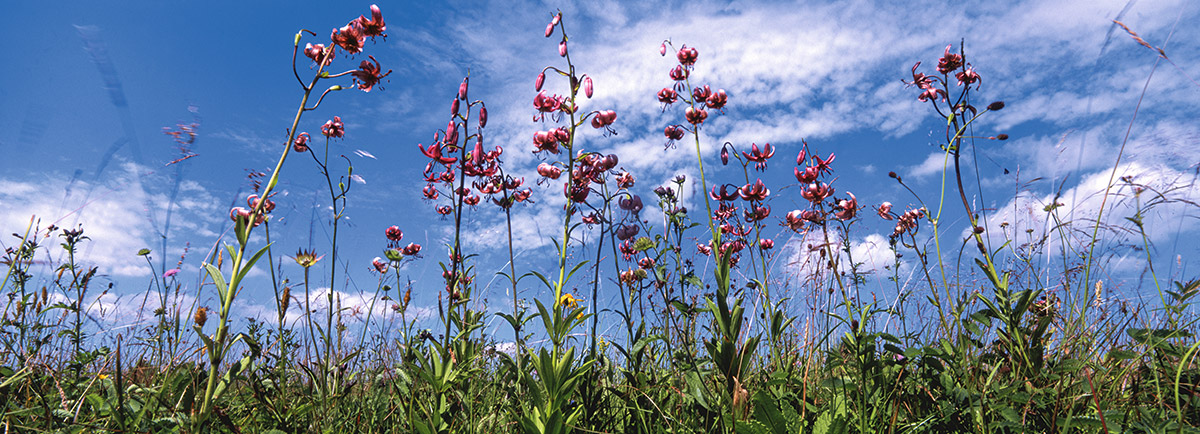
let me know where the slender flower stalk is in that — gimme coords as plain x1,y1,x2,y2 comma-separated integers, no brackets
196,7,391,422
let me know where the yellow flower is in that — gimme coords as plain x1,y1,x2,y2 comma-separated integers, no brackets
559,293,586,320
559,293,580,310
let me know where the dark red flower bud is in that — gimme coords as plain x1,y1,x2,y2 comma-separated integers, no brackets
537,162,562,179
293,132,310,153
583,76,593,98
937,44,963,74
535,72,546,91
451,98,460,116
988,101,1005,111
304,43,332,66
669,66,689,81
321,116,345,138
676,45,698,66
458,77,468,100
705,89,728,110
386,225,403,241
657,88,678,104
402,243,421,256
664,125,685,143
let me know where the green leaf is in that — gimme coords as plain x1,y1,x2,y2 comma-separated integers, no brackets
235,244,272,285
684,369,711,411
751,391,789,434
735,420,771,434
1108,349,1139,360
203,263,228,305
193,325,215,356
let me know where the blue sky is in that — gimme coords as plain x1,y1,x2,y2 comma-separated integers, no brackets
1,1,1198,339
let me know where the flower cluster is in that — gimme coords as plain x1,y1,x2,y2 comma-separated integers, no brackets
329,4,386,55
418,79,504,216
656,42,730,146
531,11,624,222
905,44,981,105
784,143,857,233
373,225,421,273
297,5,392,96
564,152,620,208
878,204,927,239
229,193,276,228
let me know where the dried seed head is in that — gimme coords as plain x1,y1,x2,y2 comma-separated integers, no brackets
280,287,292,313
194,307,208,327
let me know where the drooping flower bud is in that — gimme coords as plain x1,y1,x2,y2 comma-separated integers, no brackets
583,76,593,98
535,72,546,91
987,101,1005,111
545,22,555,37
457,77,469,100
559,41,568,57
479,105,488,128
451,98,460,116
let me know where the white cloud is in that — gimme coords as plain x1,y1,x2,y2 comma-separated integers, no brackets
981,161,1200,277
425,0,1197,222
777,229,904,292
0,163,222,277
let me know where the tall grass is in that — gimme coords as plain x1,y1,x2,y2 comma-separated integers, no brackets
1,6,1198,434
